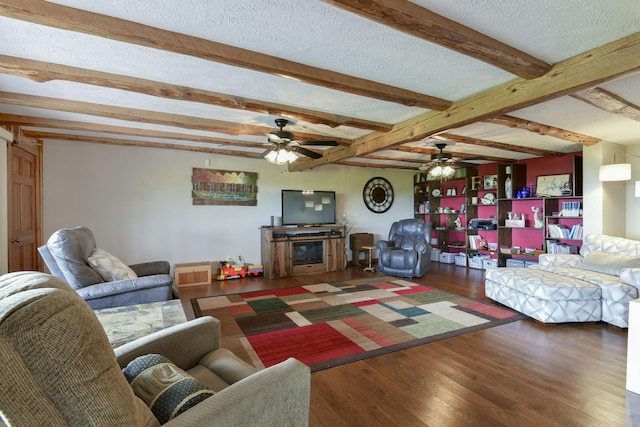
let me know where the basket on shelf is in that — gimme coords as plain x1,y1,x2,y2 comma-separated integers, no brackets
431,248,441,262
439,252,456,264
468,254,490,269
454,253,467,266
482,259,498,270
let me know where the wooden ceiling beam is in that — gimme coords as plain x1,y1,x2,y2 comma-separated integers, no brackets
435,133,564,157
362,154,426,164
0,0,451,110
291,32,640,171
22,129,267,150
392,145,512,163
0,113,262,146
323,0,551,79
0,92,354,145
334,159,415,169
571,87,640,122
0,55,391,132
483,114,600,145
20,129,261,158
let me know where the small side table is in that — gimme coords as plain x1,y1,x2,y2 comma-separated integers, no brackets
362,245,376,272
174,262,212,287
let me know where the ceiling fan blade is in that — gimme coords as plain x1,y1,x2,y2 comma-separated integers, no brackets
267,133,285,143
459,156,488,161
299,140,338,146
291,146,322,159
258,147,275,159
455,161,482,167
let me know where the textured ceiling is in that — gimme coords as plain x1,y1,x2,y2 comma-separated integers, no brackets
1,0,640,170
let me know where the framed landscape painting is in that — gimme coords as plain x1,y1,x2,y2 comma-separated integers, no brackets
191,168,258,206
536,173,571,197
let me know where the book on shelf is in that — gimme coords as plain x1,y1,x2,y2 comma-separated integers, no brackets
468,235,481,250
547,223,583,239
417,202,430,214
560,201,581,217
546,240,579,254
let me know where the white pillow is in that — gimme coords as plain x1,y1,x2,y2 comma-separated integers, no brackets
88,248,138,282
580,251,640,276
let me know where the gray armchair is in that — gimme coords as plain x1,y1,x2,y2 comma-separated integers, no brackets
38,226,173,309
0,271,311,426
376,219,432,278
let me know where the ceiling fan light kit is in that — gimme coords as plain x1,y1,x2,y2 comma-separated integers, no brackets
429,164,455,179
265,147,298,165
422,141,457,179
261,119,338,168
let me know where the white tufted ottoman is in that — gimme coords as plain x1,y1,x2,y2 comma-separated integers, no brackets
485,268,602,324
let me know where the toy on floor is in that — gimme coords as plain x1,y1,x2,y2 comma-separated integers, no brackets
216,256,263,280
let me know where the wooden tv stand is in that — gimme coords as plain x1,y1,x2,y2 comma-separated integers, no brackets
260,226,346,279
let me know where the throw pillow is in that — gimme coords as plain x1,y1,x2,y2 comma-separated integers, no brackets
87,248,138,282
123,354,216,424
580,251,640,276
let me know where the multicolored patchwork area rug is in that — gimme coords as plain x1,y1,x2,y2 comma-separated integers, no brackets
192,277,523,372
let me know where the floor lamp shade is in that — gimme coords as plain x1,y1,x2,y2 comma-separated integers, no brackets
599,163,631,181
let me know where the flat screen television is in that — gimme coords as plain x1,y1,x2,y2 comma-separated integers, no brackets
281,190,336,226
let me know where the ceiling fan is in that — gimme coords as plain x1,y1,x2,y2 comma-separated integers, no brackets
259,119,338,162
418,141,485,174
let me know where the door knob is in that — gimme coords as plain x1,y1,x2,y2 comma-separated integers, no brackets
10,238,20,243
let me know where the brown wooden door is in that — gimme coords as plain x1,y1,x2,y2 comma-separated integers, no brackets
8,144,41,272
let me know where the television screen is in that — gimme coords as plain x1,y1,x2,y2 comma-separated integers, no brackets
281,190,336,226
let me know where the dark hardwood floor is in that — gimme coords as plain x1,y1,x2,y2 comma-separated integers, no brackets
177,263,639,427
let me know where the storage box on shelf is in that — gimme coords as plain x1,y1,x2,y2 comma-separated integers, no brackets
439,252,457,264
468,254,490,269
482,258,498,269
431,248,442,262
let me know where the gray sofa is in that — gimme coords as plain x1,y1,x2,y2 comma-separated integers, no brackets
38,226,173,309
486,234,640,327
376,218,432,278
0,271,311,426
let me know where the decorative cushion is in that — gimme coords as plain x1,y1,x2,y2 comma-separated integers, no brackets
46,226,104,289
580,251,640,276
123,354,216,424
88,248,138,282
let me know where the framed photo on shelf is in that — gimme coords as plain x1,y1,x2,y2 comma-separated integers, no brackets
483,175,497,189
536,173,571,197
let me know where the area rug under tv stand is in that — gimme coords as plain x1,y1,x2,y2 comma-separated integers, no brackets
260,225,346,279
191,276,523,372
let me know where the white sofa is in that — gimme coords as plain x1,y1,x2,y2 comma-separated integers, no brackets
485,234,640,328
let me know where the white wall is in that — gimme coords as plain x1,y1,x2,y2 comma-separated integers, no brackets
583,140,640,240
42,140,415,268
0,140,7,274
627,143,640,240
